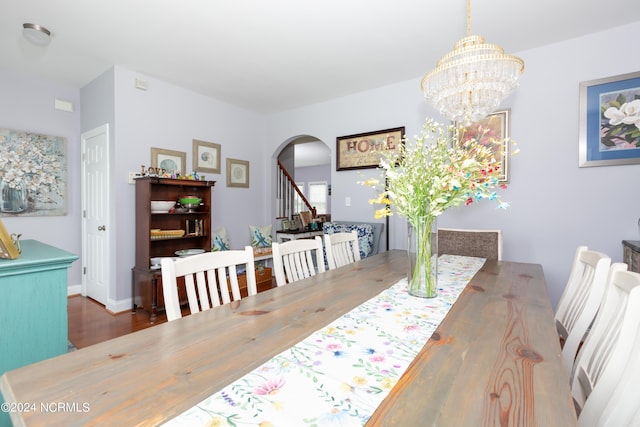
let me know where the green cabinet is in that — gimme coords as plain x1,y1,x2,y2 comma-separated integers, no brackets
0,240,77,426
0,240,77,375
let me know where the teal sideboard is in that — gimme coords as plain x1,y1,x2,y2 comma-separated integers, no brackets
0,240,77,426
0,240,78,375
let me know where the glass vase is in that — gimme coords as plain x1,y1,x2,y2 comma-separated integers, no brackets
1,179,28,213
407,215,438,298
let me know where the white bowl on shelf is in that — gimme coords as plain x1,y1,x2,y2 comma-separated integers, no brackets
150,201,175,213
150,257,164,269
175,249,205,257
150,256,178,269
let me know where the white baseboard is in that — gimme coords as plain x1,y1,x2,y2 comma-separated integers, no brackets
67,284,82,296
106,298,133,314
66,284,132,314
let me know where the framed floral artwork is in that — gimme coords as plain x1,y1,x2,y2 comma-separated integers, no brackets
226,158,250,188
151,147,186,175
579,71,640,167
0,128,67,216
192,139,221,174
457,109,511,183
336,127,405,171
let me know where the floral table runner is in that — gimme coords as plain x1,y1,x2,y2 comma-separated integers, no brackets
163,255,486,427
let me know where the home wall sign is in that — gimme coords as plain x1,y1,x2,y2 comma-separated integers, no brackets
0,128,67,217
336,127,405,171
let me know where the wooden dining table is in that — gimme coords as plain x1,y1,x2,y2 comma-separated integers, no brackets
0,250,577,426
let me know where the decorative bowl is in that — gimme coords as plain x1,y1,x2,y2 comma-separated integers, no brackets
179,196,202,212
150,201,176,213
179,196,201,205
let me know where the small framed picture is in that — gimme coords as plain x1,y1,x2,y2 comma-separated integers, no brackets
226,158,250,188
579,71,640,167
192,139,221,173
0,219,20,259
290,215,301,231
300,211,313,228
151,147,186,175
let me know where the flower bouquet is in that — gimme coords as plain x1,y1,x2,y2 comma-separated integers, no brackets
361,117,515,297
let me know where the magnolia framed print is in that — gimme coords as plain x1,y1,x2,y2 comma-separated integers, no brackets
579,71,640,167
226,158,250,188
151,147,186,175
192,139,221,174
457,109,511,183
336,126,405,171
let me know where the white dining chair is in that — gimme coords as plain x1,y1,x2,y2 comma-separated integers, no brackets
437,228,503,260
581,305,640,426
324,231,361,270
272,236,325,287
161,246,257,321
570,263,640,418
555,246,611,374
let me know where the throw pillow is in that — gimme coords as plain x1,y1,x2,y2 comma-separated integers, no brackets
249,224,273,248
211,227,231,251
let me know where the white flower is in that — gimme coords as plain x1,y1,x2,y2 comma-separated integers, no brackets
0,131,65,204
604,99,640,127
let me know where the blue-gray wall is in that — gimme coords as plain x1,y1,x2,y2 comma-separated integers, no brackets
267,21,640,307
0,68,82,288
1,21,638,310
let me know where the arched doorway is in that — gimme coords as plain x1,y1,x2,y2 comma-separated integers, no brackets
274,136,331,225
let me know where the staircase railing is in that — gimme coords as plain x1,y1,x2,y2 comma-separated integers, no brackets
276,160,316,220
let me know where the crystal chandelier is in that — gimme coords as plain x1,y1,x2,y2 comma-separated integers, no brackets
421,0,524,125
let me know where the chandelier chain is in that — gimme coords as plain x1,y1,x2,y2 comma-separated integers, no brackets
466,0,471,36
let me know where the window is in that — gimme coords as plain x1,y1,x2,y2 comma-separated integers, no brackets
308,181,327,215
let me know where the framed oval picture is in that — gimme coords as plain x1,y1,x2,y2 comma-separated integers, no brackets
226,158,250,188
193,139,221,173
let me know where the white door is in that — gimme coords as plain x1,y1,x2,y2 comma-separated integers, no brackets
81,124,110,305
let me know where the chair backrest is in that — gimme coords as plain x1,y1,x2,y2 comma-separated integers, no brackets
324,231,361,270
582,303,640,426
272,236,325,287
329,221,384,256
555,246,611,374
437,228,503,260
161,247,256,321
570,263,640,417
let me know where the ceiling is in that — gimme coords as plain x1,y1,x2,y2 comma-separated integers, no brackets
294,140,331,168
3,0,640,116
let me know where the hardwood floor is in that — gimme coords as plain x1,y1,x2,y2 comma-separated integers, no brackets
67,296,166,349
68,275,277,349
